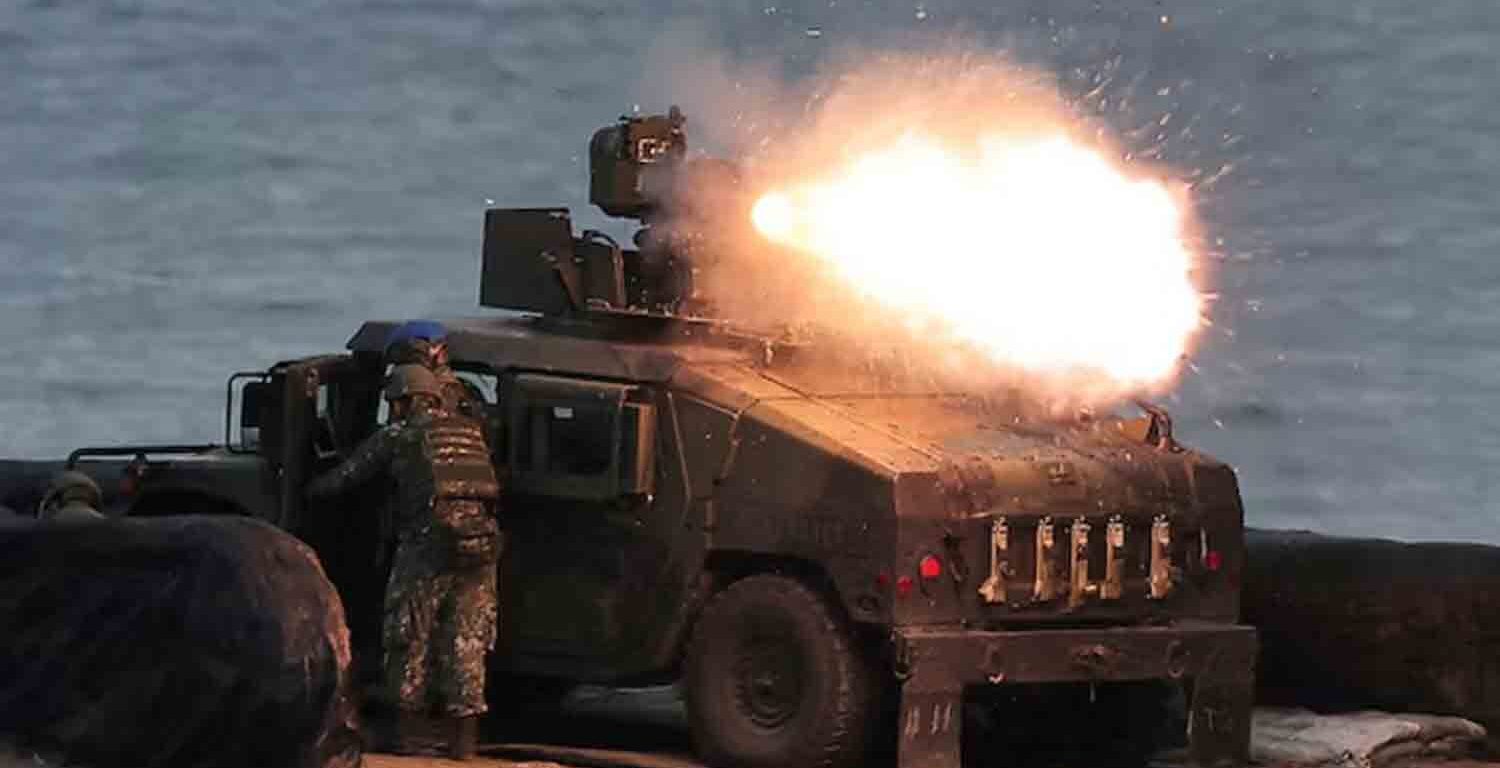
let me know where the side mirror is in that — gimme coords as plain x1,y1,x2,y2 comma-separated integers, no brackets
226,373,272,453
619,402,657,496
239,381,266,450
241,382,265,428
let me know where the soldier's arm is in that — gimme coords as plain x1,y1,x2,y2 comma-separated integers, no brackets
306,425,399,499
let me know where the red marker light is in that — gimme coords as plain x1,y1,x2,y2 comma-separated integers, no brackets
895,575,914,598
1204,550,1223,572
875,572,891,590
919,555,943,580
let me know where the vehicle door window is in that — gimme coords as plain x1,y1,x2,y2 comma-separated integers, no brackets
504,373,654,500
454,371,499,406
516,403,614,475
313,383,341,458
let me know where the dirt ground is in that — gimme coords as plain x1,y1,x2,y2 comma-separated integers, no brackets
364,753,553,768
0,742,676,768
1,741,1492,768
359,686,702,768
363,752,1500,768
358,686,1499,768
364,741,704,768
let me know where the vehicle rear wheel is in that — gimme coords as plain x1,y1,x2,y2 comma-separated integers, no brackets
683,574,875,768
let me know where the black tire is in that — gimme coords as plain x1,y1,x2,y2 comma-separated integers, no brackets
683,574,875,768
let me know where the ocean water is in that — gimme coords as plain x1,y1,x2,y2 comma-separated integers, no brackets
2,0,1497,542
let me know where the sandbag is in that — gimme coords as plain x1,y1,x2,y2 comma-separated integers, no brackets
0,515,363,768
1250,708,1486,768
1245,529,1500,737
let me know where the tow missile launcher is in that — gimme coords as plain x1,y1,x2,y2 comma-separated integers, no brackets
485,106,748,320
0,108,1257,768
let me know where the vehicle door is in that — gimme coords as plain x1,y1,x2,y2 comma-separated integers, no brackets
496,372,665,676
272,354,388,669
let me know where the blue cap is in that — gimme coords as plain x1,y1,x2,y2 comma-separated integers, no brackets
389,319,448,342
384,320,448,355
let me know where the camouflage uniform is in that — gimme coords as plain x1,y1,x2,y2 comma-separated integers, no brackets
383,504,497,716
308,401,501,718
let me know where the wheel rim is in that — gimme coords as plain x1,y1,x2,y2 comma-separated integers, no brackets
732,623,805,730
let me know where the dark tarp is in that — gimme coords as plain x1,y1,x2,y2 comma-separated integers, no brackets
0,459,67,519
1245,528,1500,741
0,515,363,768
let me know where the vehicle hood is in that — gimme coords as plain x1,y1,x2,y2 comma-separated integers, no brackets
672,361,1210,520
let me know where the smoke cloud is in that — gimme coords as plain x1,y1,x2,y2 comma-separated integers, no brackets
635,34,1208,415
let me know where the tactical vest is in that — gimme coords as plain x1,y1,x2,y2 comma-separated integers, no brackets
423,413,501,502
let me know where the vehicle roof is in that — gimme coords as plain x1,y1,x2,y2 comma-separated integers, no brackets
346,314,1201,486
347,314,945,476
345,313,751,382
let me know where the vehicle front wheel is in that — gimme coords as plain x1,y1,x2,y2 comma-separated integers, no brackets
683,574,876,768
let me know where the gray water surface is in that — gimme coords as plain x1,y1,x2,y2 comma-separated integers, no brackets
3,0,1496,542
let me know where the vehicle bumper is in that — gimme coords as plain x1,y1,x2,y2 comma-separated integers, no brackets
891,621,1257,768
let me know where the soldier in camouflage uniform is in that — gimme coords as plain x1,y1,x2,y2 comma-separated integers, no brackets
306,364,501,760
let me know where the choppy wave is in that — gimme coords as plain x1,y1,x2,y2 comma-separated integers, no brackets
2,0,1497,543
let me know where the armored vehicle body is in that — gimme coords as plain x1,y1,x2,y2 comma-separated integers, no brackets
0,110,1255,768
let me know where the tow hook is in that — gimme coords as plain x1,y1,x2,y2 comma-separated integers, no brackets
983,642,1006,684
1070,643,1120,677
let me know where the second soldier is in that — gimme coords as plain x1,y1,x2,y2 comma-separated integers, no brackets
306,363,501,760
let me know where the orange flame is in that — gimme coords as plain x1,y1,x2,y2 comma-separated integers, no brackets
751,131,1204,395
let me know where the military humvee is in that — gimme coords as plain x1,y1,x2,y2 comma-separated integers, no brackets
0,109,1255,768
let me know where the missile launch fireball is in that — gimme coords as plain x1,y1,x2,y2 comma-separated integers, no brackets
645,49,1212,407
750,131,1204,397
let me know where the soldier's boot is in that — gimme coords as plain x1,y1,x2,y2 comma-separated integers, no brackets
389,711,441,756
448,716,480,760
387,711,420,755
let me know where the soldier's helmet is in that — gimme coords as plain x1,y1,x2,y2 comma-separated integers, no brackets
384,320,449,370
43,470,102,511
384,363,443,404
